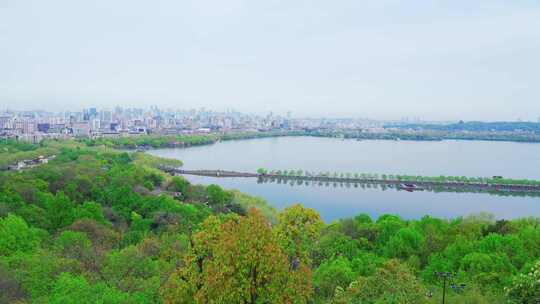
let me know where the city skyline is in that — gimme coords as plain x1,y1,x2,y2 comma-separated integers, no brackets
1,105,538,123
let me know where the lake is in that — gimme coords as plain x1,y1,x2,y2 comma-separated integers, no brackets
148,137,540,222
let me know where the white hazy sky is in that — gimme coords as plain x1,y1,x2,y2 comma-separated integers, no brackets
1,0,539,120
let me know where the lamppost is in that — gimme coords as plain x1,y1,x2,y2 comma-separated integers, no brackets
435,272,466,304
435,272,452,304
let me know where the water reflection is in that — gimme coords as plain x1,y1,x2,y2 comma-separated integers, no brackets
256,176,540,198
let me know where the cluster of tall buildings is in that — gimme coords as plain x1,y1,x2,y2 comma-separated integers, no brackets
0,105,390,143
0,107,302,143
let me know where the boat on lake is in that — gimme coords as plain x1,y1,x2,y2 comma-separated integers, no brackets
398,183,424,192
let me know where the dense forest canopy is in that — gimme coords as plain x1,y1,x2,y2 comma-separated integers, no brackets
0,139,539,303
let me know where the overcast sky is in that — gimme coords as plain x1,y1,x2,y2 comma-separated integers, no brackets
1,0,539,120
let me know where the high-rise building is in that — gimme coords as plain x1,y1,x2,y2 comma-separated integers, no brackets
72,122,90,137
13,118,36,134
84,108,98,120
100,110,112,123
90,119,101,131
0,116,10,129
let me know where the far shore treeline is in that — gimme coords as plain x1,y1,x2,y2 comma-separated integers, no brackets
83,130,307,149
79,122,540,151
0,138,539,303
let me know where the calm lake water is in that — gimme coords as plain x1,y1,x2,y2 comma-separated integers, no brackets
149,137,540,222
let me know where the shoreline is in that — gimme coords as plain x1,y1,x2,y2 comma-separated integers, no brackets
82,130,540,152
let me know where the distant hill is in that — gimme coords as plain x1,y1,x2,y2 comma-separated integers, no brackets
389,121,540,133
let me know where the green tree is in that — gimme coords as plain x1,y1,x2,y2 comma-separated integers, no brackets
0,214,43,256
383,227,425,260
74,201,107,224
313,230,363,266
167,176,190,195
333,260,426,304
54,231,92,261
460,252,516,289
162,209,313,304
275,204,324,264
49,272,129,304
506,260,540,303
477,233,529,270
4,250,81,300
350,251,385,276
68,219,121,254
46,192,76,230
314,257,355,300
102,245,160,301
206,184,232,210
376,215,406,246
0,262,26,303
413,216,450,265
